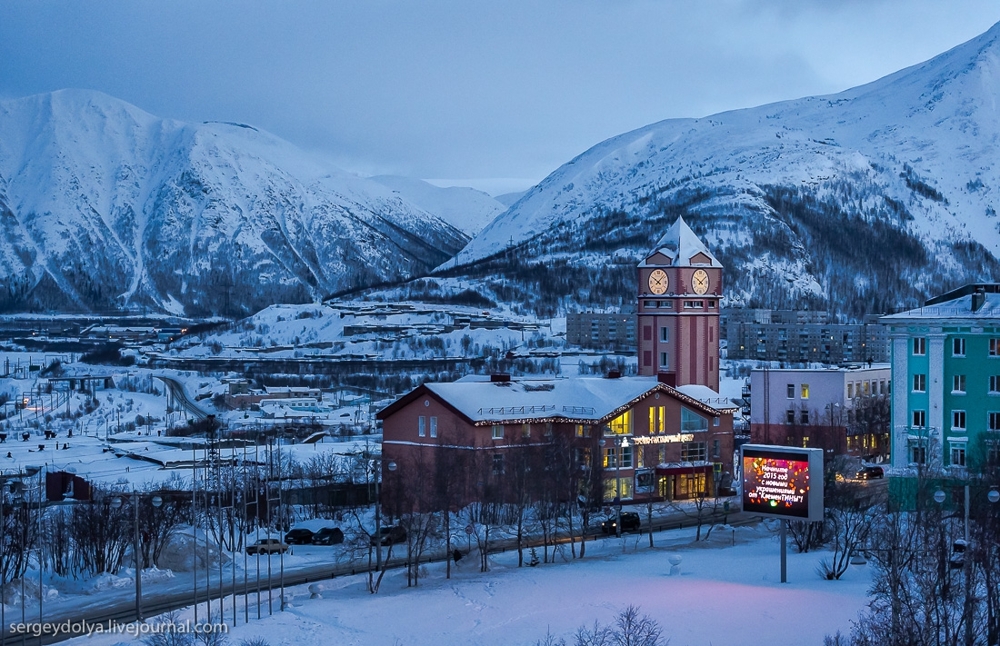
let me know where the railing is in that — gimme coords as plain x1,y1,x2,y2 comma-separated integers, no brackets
477,405,556,415
562,405,596,415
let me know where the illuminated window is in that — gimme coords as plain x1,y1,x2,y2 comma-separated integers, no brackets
576,424,589,437
676,472,707,497
681,408,708,432
607,410,632,435
648,406,665,434
800,384,810,399
604,477,633,501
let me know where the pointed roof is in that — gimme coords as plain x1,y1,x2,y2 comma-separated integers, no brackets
639,216,722,268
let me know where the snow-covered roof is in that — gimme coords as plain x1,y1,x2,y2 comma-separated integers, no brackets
385,376,731,424
639,216,721,268
881,290,1000,323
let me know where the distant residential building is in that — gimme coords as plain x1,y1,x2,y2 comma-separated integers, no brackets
565,311,636,351
749,364,892,459
726,310,889,364
881,284,1000,472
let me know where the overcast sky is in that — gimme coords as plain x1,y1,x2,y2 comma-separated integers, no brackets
1,1,999,195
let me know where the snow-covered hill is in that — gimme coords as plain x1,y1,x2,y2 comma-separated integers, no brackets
368,175,504,235
437,22,1000,318
0,90,468,316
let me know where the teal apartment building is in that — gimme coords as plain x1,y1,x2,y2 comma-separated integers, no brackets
881,285,1000,472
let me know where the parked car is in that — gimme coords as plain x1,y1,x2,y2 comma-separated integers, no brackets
284,528,315,545
601,511,641,534
856,465,885,480
246,538,289,555
312,527,345,545
370,525,407,546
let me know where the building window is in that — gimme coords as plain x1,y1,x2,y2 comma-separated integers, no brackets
681,408,708,432
913,338,926,355
990,412,1000,431
953,410,966,431
430,416,438,438
712,439,721,458
951,444,967,467
683,301,704,309
953,375,966,394
800,410,810,425
847,383,853,399
522,423,531,438
989,442,1000,466
660,327,669,342
492,425,504,440
991,338,1000,357
492,454,504,475
913,374,926,392
991,376,1000,394
545,422,553,437
607,410,632,435
801,384,810,399
660,352,669,369
418,416,426,437
658,447,666,463
911,445,927,464
649,406,665,434
787,384,795,399
603,447,616,468
643,351,652,367
953,338,966,357
681,442,708,462
621,446,633,468
913,410,926,428
786,410,795,424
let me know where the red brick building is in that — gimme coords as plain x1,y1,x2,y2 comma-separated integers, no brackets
377,374,736,509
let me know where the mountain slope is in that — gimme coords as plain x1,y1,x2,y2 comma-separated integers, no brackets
0,90,468,316
435,22,1000,318
368,175,504,236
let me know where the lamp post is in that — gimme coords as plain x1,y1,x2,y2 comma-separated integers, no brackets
374,457,397,574
111,492,162,622
600,435,630,538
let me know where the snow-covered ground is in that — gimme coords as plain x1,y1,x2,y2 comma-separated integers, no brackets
55,521,872,646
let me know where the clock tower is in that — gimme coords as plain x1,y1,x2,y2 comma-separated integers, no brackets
637,216,722,389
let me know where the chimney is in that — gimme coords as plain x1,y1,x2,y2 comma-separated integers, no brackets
972,287,986,312
606,370,622,379
490,373,511,383
657,372,676,387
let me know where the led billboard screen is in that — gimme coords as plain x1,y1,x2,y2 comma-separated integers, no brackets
741,445,824,522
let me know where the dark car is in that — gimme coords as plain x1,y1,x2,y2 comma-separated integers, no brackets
284,528,315,545
370,525,407,546
856,465,884,480
312,527,345,545
601,511,641,534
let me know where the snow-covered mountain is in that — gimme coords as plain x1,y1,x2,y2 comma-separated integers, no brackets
368,175,504,235
436,22,1000,319
0,90,468,316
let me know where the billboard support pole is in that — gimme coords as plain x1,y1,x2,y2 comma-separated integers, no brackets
780,519,787,583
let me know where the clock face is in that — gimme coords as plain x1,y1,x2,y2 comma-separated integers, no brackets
692,269,710,295
647,269,668,295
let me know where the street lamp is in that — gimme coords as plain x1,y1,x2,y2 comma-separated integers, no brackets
111,492,162,622
374,458,397,574
600,435,630,537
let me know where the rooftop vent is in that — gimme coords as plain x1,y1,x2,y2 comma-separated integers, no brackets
973,287,987,312
490,373,511,383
